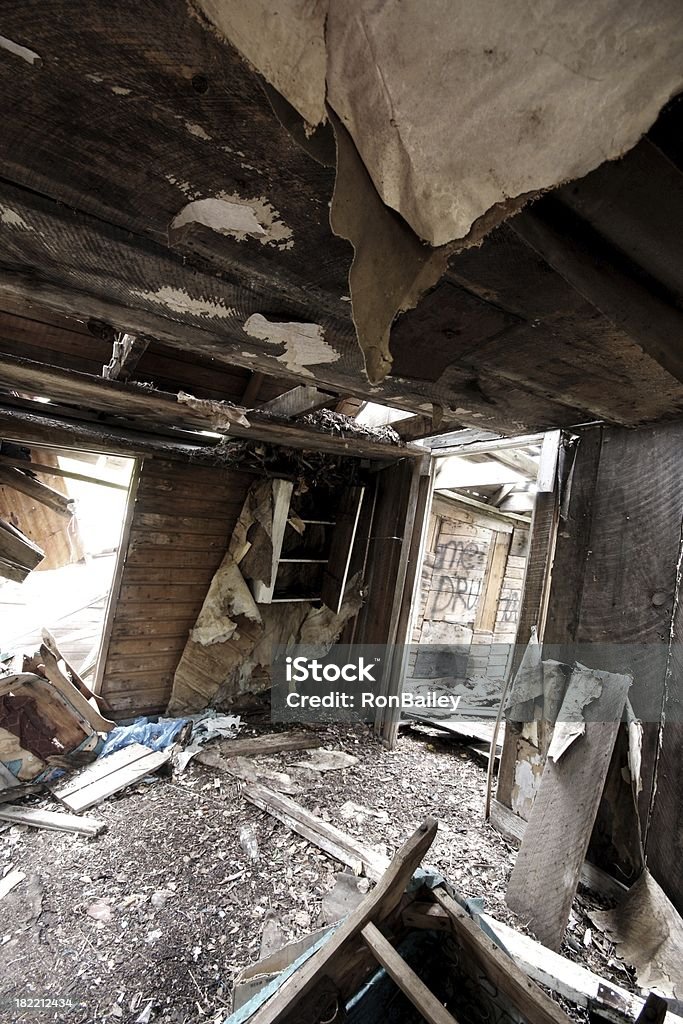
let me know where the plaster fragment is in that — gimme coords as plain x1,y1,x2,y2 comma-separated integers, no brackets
171,198,266,241
170,193,293,249
131,285,236,320
244,314,338,378
185,121,212,141
0,206,33,231
0,35,41,65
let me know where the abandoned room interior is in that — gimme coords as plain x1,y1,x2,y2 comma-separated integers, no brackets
1,3,683,1022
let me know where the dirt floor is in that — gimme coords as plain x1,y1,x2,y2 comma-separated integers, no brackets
0,723,637,1024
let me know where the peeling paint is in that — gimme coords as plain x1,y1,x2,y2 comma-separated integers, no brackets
171,198,266,241
170,192,293,250
85,73,104,84
244,314,338,378
511,750,544,820
111,85,131,96
131,285,236,320
164,175,201,201
0,35,41,65
0,206,33,231
185,121,211,141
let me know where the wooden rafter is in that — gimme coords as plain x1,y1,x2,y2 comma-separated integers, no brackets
0,355,418,462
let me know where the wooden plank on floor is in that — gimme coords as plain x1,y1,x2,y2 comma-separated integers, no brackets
489,798,628,901
60,750,171,813
52,743,153,800
0,868,25,900
0,806,106,836
220,732,322,758
243,782,390,882
505,667,632,950
478,912,683,1024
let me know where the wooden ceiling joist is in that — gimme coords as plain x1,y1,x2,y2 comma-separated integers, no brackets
0,355,417,462
0,453,128,491
0,464,75,516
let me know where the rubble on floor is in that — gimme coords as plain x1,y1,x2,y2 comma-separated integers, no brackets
1,722,676,1024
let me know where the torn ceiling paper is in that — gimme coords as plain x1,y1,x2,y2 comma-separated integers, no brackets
329,112,452,383
199,0,683,247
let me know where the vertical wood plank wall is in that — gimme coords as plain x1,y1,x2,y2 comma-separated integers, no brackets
497,423,683,913
98,458,254,717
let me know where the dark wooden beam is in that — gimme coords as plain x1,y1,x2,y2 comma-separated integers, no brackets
241,371,265,405
511,201,683,385
0,404,220,462
0,516,44,575
0,465,75,516
0,454,128,491
0,355,416,461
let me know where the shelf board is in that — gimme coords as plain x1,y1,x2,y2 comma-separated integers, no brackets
291,518,335,526
270,596,321,603
278,557,328,564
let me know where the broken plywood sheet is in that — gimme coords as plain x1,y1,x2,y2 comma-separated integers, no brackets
200,0,683,247
0,672,102,783
506,666,631,950
59,749,171,813
591,870,683,998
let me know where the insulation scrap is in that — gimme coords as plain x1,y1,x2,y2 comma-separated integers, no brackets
177,390,250,429
189,554,262,647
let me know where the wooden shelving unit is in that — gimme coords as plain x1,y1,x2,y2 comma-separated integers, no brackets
248,480,365,609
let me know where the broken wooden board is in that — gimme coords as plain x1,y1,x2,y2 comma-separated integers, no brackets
0,806,106,836
0,515,44,580
433,888,571,1024
243,818,437,1024
233,926,334,1013
58,749,171,813
52,743,153,801
0,465,75,517
506,666,632,949
219,732,322,758
0,868,25,901
196,750,300,795
489,797,628,902
478,911,683,1024
243,781,390,881
38,645,115,733
360,919,458,1024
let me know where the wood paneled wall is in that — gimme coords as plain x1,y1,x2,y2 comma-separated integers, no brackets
497,423,683,913
98,458,254,717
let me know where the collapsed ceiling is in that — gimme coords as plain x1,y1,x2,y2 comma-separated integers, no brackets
0,1,682,439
